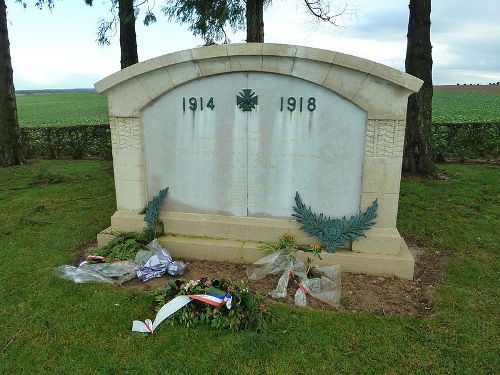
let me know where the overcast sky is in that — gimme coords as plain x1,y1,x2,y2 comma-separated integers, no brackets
7,0,500,90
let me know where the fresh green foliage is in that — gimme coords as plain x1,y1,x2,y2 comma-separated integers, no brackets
16,92,109,127
21,124,112,160
0,161,498,374
157,276,268,331
94,187,169,259
433,89,500,123
94,232,147,261
432,122,499,160
259,233,323,275
263,231,322,258
259,232,298,255
292,192,378,252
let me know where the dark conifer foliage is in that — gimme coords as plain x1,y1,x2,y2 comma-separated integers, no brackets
162,0,259,44
163,1,352,45
85,0,156,68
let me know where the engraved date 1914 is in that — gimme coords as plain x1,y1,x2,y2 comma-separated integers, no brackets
182,97,215,112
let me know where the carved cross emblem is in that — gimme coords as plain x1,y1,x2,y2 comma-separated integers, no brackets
236,89,258,111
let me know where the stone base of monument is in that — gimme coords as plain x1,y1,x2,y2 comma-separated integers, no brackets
94,43,422,283
97,210,415,280
158,234,414,280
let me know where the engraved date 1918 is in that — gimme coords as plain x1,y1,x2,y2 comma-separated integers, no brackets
280,97,316,112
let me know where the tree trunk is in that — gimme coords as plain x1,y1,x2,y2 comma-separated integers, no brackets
246,0,264,42
119,0,138,69
0,0,25,167
403,0,436,177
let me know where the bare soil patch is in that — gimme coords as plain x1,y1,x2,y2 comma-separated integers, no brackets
435,84,500,93
79,241,451,318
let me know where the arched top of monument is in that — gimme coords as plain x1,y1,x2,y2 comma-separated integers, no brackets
96,43,423,119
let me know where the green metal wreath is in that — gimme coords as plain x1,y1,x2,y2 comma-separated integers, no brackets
144,186,169,237
292,192,378,253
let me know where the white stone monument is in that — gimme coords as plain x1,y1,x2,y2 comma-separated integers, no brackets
96,44,422,279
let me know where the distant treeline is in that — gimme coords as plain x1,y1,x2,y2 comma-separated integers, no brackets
455,83,500,86
16,88,96,95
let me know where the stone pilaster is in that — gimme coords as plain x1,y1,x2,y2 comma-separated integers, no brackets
354,119,407,255
110,116,147,212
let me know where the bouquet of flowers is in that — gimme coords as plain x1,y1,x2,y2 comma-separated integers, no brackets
154,276,268,331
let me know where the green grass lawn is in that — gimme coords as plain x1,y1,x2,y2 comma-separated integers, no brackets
16,92,109,127
433,89,500,123
0,160,498,374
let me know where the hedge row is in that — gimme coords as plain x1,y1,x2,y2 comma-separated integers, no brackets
21,124,112,160
21,122,499,162
432,122,499,161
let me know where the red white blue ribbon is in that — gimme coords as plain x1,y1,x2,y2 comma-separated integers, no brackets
132,293,232,334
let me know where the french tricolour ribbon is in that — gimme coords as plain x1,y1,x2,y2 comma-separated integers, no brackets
132,293,232,334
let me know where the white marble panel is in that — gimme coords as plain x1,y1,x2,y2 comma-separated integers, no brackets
142,72,366,219
246,73,366,217
143,73,248,216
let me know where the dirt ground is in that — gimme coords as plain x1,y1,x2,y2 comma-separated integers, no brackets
77,241,450,318
435,84,500,93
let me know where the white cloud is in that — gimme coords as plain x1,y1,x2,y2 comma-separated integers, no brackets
6,0,499,88
432,42,460,67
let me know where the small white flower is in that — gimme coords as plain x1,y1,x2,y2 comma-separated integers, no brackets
184,279,200,290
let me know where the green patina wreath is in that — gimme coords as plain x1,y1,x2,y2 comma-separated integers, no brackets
292,192,378,253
